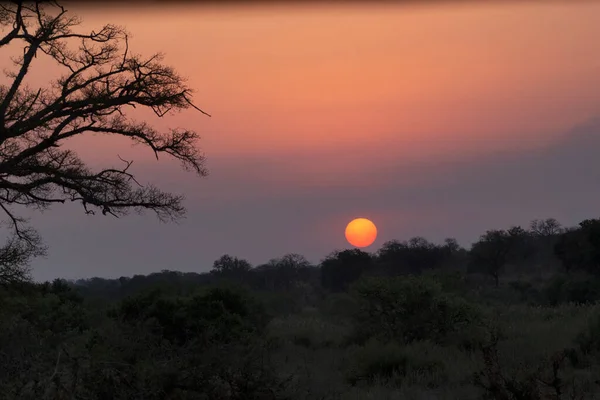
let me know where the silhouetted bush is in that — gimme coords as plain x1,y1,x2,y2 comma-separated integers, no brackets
543,274,600,305
574,312,600,357
345,339,447,387
321,249,373,292
508,280,541,304
320,292,359,319
350,276,483,345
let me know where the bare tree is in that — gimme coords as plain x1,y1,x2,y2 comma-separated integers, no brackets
211,254,252,279
0,1,210,282
530,218,563,237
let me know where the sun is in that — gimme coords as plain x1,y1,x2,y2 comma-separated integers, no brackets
345,218,377,248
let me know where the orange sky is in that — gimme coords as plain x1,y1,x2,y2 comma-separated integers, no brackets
3,1,600,279
9,1,600,185
57,1,600,185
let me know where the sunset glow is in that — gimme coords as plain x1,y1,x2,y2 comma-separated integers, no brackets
0,1,596,281
5,1,600,395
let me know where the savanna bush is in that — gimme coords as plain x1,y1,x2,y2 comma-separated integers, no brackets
345,339,448,387
349,276,484,346
543,274,600,306
508,280,541,304
0,283,91,399
570,310,600,369
421,270,471,297
113,286,269,343
255,290,306,316
15,286,290,400
320,292,359,319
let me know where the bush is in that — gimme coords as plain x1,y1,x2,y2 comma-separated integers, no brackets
255,290,305,317
574,311,600,358
422,270,470,297
350,276,483,345
268,313,350,349
543,274,600,306
0,285,91,399
345,339,447,387
0,285,289,400
320,292,359,319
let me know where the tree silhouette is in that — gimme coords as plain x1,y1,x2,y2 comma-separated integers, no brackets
527,218,564,272
0,1,209,281
530,218,563,237
211,255,252,284
211,255,252,274
321,249,372,292
262,253,311,291
554,227,590,274
468,227,532,287
579,219,600,274
376,237,459,275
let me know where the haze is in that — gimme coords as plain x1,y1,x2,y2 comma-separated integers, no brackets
6,1,599,281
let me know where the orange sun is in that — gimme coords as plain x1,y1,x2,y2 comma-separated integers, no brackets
345,218,377,248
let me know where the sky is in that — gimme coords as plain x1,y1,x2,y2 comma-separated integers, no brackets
2,1,600,281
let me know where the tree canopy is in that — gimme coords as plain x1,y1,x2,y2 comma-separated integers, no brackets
0,0,209,282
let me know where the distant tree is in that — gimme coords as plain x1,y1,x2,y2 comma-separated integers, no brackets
275,253,310,270
377,237,450,275
579,219,600,274
43,278,83,304
211,254,252,286
73,271,215,300
555,219,600,275
321,249,372,292
469,230,510,287
506,225,536,264
211,254,252,275
0,1,209,282
468,226,533,287
267,253,310,290
527,218,564,271
530,218,563,236
443,238,461,253
440,237,468,269
250,253,311,291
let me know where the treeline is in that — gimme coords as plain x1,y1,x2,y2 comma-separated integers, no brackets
6,217,600,399
68,217,600,308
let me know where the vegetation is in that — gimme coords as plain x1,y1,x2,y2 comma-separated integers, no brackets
0,0,208,284
3,2,600,399
2,216,600,399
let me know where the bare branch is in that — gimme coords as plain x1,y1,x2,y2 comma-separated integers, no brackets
0,0,210,277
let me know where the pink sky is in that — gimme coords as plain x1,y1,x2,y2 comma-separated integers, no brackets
66,2,600,185
2,1,600,279
19,2,600,172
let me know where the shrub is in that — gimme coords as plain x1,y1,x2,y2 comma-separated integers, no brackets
268,314,349,349
422,270,470,297
320,292,359,319
83,287,287,399
509,280,541,304
345,339,447,387
574,311,600,357
543,274,600,306
350,276,483,345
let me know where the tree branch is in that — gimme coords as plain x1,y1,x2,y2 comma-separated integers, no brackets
0,0,210,278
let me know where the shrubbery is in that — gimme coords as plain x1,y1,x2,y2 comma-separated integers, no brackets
0,285,290,400
349,275,484,346
543,274,600,306
345,339,448,388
